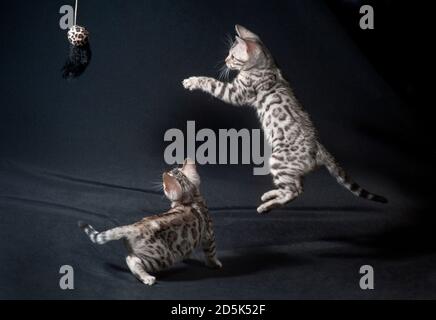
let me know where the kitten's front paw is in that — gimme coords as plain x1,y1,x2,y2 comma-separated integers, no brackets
182,77,201,91
141,276,156,286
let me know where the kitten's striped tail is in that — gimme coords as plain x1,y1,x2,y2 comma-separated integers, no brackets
316,144,388,204
78,221,128,245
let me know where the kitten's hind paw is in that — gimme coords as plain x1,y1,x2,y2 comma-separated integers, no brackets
141,276,156,286
258,190,283,213
182,77,200,91
261,190,283,202
257,204,273,215
257,190,297,214
257,199,284,214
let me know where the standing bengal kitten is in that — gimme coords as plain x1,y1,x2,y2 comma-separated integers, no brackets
183,25,387,214
79,159,222,286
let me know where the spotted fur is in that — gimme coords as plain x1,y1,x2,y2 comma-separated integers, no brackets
67,25,89,47
183,25,387,214
79,159,221,286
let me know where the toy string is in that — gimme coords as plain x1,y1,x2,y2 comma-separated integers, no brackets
74,0,78,25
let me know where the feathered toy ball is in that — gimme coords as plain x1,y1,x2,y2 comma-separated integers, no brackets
62,0,92,79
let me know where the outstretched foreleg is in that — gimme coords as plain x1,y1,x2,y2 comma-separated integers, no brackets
183,77,246,106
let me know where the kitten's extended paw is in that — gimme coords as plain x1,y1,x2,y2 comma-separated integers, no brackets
206,258,223,269
141,276,156,286
182,77,201,91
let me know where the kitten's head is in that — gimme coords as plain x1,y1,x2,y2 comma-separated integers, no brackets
226,25,272,71
162,158,200,203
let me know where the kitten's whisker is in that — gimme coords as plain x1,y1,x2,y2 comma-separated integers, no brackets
224,33,234,49
150,180,164,191
214,59,226,69
217,62,231,81
225,67,230,81
218,66,224,80
217,64,230,82
218,67,225,81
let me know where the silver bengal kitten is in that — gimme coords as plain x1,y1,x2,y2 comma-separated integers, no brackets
79,159,222,286
183,25,387,214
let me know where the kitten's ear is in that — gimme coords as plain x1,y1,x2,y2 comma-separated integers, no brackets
236,35,258,55
235,35,248,49
182,158,201,187
235,24,260,41
163,173,182,200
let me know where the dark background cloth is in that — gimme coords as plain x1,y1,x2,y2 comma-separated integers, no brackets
0,0,434,299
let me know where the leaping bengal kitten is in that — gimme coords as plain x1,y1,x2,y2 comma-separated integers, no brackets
183,25,387,214
79,159,221,286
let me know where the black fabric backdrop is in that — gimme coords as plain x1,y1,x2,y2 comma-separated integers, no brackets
0,0,434,299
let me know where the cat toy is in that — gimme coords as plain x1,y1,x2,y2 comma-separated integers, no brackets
62,0,92,79
67,0,89,46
